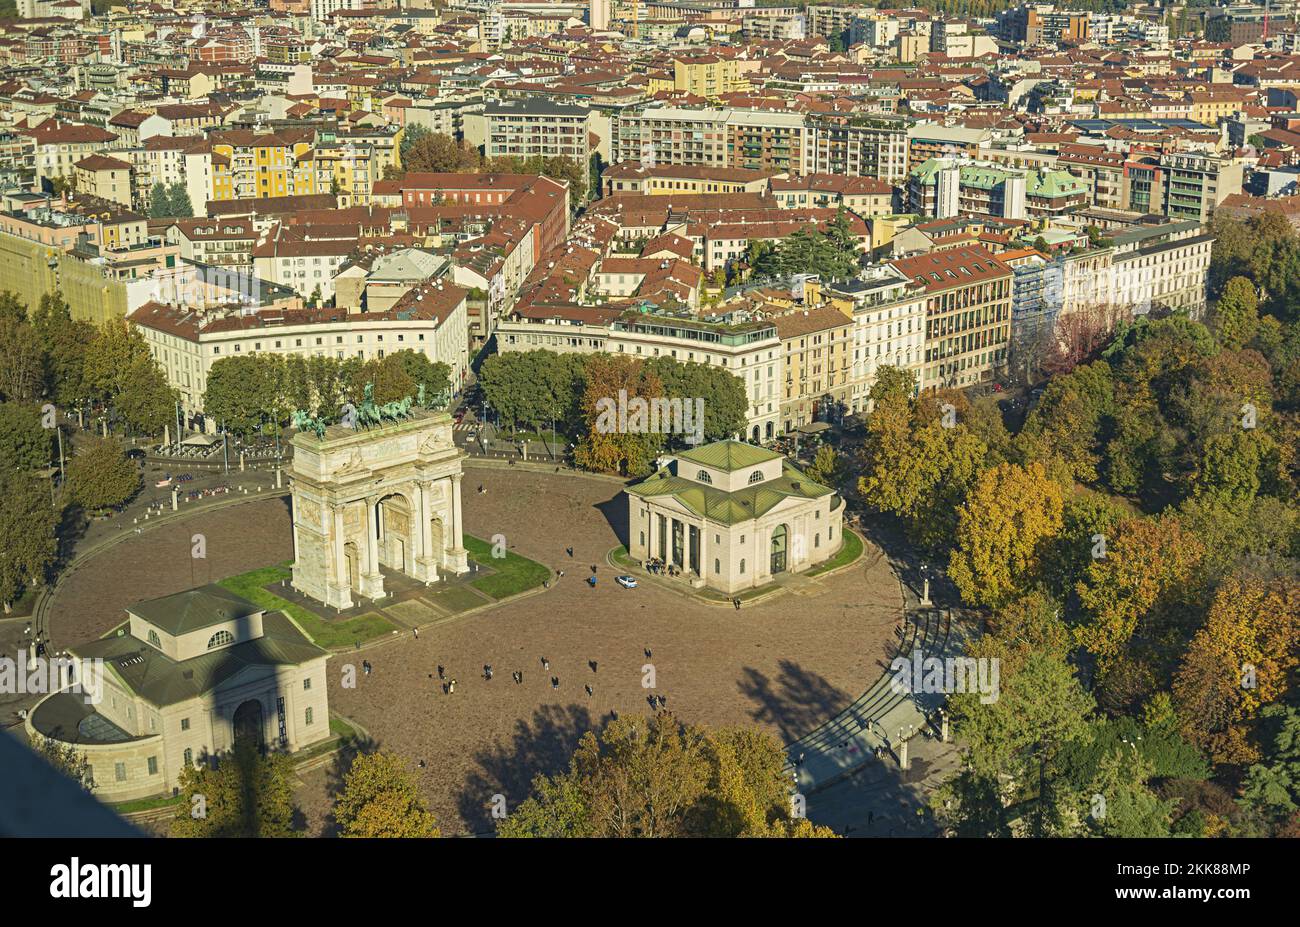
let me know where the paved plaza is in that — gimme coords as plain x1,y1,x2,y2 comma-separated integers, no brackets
44,465,906,836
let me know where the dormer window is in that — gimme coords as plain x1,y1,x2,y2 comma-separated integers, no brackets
748,471,765,485
696,470,712,484
207,630,235,650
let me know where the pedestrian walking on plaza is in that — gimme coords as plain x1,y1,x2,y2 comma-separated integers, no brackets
363,660,371,676
438,665,445,680
413,627,419,640
585,684,593,697
449,679,457,694
590,564,597,574
484,664,493,680
589,660,597,674
541,657,549,670
566,547,573,557
551,676,559,690
513,671,522,684
644,647,652,658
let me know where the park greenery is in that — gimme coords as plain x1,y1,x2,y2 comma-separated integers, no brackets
202,350,451,439
738,207,862,285
335,750,441,838
0,291,173,611
843,234,1299,835
479,349,749,476
148,182,194,219
170,740,299,838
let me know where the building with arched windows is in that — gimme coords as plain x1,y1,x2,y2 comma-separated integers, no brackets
25,586,330,802
625,440,843,593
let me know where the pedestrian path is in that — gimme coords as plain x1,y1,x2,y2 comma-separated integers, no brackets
786,591,973,795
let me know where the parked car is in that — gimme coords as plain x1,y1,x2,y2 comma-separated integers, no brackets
615,575,637,589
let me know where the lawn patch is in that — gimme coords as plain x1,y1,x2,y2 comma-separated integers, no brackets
463,534,550,599
217,564,396,649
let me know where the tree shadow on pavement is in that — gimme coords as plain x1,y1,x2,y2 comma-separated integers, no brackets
738,659,852,743
456,702,607,835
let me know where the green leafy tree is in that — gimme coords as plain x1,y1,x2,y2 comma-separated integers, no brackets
148,182,172,218
66,436,140,513
167,182,193,218
33,736,94,792
401,131,481,173
0,401,52,472
30,292,94,408
0,470,58,613
170,741,298,838
0,314,43,404
1212,276,1260,351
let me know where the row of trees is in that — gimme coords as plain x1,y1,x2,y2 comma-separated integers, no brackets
850,301,1299,836
477,350,749,475
203,350,452,438
163,713,831,838
0,293,166,611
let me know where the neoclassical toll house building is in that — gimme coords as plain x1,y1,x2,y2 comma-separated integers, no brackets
625,440,844,594
290,408,468,610
26,586,331,803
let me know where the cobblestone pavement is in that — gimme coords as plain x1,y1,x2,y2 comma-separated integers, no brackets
297,465,905,836
47,495,293,646
41,463,907,837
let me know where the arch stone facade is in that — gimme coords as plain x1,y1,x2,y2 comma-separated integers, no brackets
290,409,468,610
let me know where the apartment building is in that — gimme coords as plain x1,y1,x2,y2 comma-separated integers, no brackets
23,119,119,188
613,107,730,168
672,55,753,98
807,115,910,185
890,245,1013,391
822,267,926,415
726,109,809,176
483,100,591,162
906,123,992,174
772,302,855,431
133,282,469,418
73,155,132,207
498,308,783,442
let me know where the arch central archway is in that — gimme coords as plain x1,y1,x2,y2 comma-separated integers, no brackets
232,699,264,747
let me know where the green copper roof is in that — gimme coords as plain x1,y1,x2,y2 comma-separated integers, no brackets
127,585,263,636
627,459,834,526
673,439,782,471
74,610,328,707
1025,169,1087,199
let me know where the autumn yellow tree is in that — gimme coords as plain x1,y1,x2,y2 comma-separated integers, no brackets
948,462,1065,610
573,355,665,476
334,751,440,838
1074,515,1206,671
1172,575,1300,766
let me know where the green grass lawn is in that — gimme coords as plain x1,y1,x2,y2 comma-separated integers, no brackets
806,526,864,577
218,564,396,650
463,534,551,599
110,793,184,815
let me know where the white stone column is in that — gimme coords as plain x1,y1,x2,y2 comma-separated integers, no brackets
413,481,439,583
360,496,385,599
328,502,353,609
446,473,468,573
698,520,708,587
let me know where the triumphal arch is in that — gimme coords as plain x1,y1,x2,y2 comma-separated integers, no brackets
289,407,468,610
